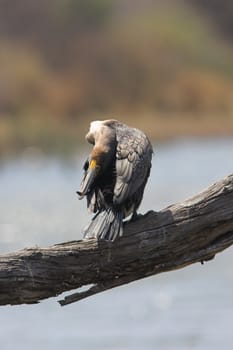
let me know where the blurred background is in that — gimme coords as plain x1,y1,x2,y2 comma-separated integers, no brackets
0,0,233,156
0,0,233,349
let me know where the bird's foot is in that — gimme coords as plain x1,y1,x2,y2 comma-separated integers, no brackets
130,211,143,222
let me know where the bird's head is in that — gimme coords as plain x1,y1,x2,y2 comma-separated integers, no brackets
77,120,117,198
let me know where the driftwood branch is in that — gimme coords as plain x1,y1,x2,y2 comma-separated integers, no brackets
0,174,233,306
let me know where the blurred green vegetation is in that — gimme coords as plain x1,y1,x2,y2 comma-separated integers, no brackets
0,0,233,156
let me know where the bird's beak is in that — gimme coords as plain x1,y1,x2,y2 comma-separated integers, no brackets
77,160,99,199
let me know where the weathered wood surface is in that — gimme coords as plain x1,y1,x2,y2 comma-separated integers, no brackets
0,174,233,306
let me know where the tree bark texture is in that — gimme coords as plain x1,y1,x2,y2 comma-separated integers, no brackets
0,174,233,306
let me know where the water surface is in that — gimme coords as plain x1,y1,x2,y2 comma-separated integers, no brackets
0,138,233,350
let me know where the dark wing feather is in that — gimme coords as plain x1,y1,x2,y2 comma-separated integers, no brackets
113,126,153,205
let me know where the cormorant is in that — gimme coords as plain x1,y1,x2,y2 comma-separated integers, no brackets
77,119,153,241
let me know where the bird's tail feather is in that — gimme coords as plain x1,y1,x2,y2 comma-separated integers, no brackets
83,208,123,241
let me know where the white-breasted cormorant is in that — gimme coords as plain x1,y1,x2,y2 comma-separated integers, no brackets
77,119,153,241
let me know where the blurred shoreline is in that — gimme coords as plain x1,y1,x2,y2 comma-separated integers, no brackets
0,0,233,158
1,113,233,158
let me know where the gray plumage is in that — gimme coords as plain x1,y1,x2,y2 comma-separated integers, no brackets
77,119,153,241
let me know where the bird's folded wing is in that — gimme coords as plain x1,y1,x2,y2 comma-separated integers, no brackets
113,130,152,204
